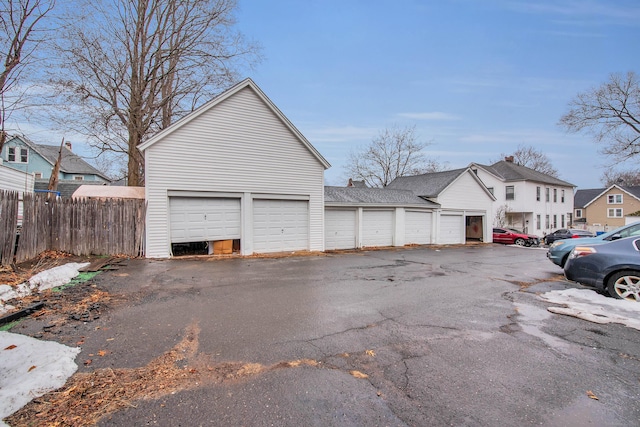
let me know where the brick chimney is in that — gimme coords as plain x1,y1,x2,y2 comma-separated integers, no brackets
505,156,514,162
65,141,72,151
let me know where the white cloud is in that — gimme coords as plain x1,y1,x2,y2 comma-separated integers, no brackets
396,112,461,121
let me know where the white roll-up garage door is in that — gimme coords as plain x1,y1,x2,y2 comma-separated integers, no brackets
362,210,394,247
325,209,357,250
169,197,241,243
440,214,463,244
253,199,309,253
405,211,432,244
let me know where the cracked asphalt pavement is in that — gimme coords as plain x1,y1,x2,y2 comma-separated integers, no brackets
15,244,640,426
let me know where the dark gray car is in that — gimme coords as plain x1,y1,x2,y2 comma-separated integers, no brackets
564,236,640,301
543,228,595,245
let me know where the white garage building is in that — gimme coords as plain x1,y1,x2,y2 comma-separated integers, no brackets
140,79,330,258
324,186,439,250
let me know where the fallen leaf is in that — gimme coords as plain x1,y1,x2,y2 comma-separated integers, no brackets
365,349,375,357
76,340,85,345
84,359,92,366
586,390,599,400
28,366,37,372
98,350,108,357
350,370,368,379
4,344,17,350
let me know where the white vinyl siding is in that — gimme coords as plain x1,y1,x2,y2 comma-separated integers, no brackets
405,211,431,244
143,86,325,257
325,209,357,250
440,215,463,244
253,199,308,253
169,197,241,243
362,210,394,247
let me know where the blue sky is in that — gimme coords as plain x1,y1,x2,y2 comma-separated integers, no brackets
233,0,640,188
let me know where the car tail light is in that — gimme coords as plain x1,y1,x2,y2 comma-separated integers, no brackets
569,246,597,259
571,235,581,238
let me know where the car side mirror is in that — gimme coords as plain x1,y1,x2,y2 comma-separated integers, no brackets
609,233,622,241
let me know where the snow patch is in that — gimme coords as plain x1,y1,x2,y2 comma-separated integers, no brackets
0,332,80,425
540,288,640,331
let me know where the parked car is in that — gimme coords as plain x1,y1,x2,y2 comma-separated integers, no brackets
547,222,640,267
493,228,540,246
564,236,640,301
543,228,595,245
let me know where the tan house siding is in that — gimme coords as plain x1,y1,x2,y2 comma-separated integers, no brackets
585,187,640,227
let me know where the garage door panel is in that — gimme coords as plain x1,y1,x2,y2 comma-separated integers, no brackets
170,197,241,243
363,210,394,247
325,209,357,250
405,211,431,244
440,215,463,244
253,199,308,253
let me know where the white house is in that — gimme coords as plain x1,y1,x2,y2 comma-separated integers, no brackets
387,167,495,244
139,78,330,258
470,157,575,236
324,186,439,250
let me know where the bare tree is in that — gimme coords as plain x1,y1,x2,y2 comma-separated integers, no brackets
493,203,511,227
51,0,261,185
0,0,54,152
344,125,438,188
601,168,640,187
494,144,559,177
559,71,640,162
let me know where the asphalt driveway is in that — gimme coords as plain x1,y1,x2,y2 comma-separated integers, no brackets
9,244,640,426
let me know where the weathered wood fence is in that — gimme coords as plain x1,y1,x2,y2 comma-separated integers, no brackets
0,190,146,266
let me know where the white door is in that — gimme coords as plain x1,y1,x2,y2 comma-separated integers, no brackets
169,197,241,243
325,209,357,250
405,211,431,244
440,214,463,244
253,199,309,253
362,210,394,247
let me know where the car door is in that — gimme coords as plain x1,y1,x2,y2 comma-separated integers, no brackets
493,228,507,244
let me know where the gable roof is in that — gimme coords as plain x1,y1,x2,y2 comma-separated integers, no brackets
7,135,109,181
34,180,106,199
471,160,575,187
583,184,640,208
138,78,330,169
324,186,439,207
574,188,605,208
386,167,496,200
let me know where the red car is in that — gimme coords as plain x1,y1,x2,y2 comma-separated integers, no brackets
493,227,540,246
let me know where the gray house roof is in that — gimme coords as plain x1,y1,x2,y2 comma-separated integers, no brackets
35,180,106,199
580,185,640,208
473,160,574,187
324,186,439,207
574,188,605,208
386,168,471,198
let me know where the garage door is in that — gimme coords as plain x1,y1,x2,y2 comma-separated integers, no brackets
325,209,357,250
362,210,394,247
253,199,309,253
440,214,463,244
169,197,241,243
405,211,431,244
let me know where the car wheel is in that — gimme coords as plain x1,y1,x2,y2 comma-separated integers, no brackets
606,271,640,302
514,238,525,246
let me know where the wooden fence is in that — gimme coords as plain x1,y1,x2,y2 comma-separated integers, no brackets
0,190,146,266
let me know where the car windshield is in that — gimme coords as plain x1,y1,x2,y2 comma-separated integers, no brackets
600,223,640,240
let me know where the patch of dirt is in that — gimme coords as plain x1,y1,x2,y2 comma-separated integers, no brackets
6,322,322,426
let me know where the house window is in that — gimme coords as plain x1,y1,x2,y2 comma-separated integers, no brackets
545,188,550,202
536,214,541,230
545,215,550,229
553,214,557,228
7,147,15,162
20,148,28,163
607,194,623,204
536,186,540,201
575,209,582,218
608,208,623,218
506,186,515,200
487,187,494,196
74,176,84,181
34,172,42,179
8,147,28,163
561,190,565,203
553,189,557,203
561,215,565,227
